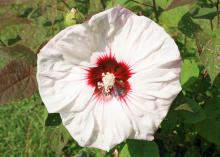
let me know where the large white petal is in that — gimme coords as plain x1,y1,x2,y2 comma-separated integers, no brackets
110,14,169,65
37,27,96,113
60,98,133,151
37,59,94,113
123,36,181,135
60,101,96,146
129,37,181,101
91,98,133,151
88,6,134,54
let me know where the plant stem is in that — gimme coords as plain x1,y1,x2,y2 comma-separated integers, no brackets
184,35,187,47
24,122,31,157
217,0,219,27
100,0,106,9
152,0,159,23
210,19,213,30
0,39,6,46
209,0,214,5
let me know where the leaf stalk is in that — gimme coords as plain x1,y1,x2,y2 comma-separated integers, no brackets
152,0,159,23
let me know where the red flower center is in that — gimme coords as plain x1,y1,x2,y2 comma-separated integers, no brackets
86,53,132,100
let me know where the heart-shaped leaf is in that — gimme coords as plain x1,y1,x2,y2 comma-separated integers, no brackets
0,60,37,104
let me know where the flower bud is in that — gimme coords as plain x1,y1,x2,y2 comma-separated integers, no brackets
64,8,85,26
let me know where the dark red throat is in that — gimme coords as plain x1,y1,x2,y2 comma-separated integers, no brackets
86,53,132,101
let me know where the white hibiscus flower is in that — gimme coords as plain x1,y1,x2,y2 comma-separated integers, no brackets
37,6,182,151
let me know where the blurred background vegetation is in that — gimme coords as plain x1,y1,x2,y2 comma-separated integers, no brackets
0,0,220,156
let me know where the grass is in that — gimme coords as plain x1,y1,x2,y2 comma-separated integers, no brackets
0,94,70,157
0,94,108,157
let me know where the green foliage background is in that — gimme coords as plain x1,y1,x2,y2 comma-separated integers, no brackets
0,0,220,156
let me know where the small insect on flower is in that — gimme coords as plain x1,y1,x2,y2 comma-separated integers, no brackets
37,6,182,151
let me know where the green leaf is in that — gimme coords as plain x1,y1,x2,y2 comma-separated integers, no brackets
156,0,172,9
166,0,196,10
120,143,131,157
106,0,151,14
196,119,220,145
195,28,220,83
176,98,206,124
76,0,90,14
0,60,37,104
19,25,49,52
106,0,128,8
88,0,104,15
160,110,179,132
180,59,200,88
120,140,160,157
159,5,190,27
204,98,220,119
184,146,201,157
45,113,62,126
178,13,201,38
175,103,193,112
0,25,22,46
192,7,220,20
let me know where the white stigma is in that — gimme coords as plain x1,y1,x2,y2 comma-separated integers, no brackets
97,72,115,95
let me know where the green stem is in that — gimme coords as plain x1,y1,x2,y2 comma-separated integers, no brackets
184,35,187,47
152,0,159,23
210,19,213,30
101,0,106,9
209,0,214,5
0,39,6,46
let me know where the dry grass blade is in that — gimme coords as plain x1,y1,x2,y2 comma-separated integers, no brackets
0,60,37,104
